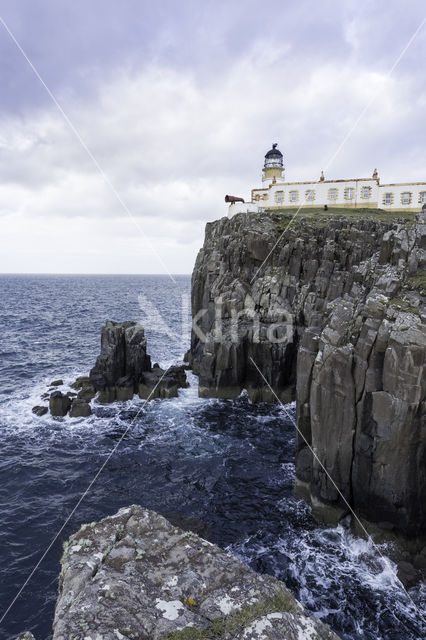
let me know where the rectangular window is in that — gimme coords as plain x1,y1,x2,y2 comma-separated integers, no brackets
328,188,338,201
275,191,284,203
306,189,315,201
289,190,298,202
344,188,354,200
362,186,371,199
384,193,393,205
401,192,411,205
419,191,426,203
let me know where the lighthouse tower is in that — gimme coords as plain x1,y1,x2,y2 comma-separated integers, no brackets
262,143,284,186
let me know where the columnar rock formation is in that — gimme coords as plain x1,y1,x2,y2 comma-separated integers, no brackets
33,321,187,417
189,210,425,536
17,506,339,640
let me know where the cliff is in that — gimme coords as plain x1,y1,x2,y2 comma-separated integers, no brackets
17,506,339,640
189,209,426,537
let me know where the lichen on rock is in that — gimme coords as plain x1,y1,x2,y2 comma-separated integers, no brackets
36,505,340,640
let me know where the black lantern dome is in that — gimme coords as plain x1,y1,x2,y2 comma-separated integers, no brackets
264,143,283,168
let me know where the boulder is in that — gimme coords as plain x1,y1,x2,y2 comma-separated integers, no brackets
138,365,187,400
49,379,63,387
49,391,71,417
76,383,96,402
70,376,91,390
32,406,48,417
69,399,92,418
51,505,339,640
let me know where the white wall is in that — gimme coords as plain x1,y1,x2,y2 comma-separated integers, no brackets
252,178,426,210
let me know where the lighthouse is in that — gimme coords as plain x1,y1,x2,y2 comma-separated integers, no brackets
262,143,284,186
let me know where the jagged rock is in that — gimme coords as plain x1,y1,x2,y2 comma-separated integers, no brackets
138,365,188,400
76,382,96,402
69,399,92,418
49,391,71,417
189,210,425,536
15,633,36,640
51,505,339,640
70,375,91,390
89,320,151,392
32,406,48,417
49,379,63,387
397,560,420,589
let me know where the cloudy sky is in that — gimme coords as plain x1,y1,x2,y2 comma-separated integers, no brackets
0,0,424,274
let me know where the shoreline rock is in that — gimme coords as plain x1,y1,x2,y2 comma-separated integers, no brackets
33,321,188,418
17,506,340,640
188,210,425,538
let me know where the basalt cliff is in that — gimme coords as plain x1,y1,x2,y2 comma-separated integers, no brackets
188,209,426,538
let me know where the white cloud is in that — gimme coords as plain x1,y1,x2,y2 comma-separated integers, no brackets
0,27,425,273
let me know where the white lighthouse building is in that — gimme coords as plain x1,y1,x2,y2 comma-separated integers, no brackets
227,144,426,217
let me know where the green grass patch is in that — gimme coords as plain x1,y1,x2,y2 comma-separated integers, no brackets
388,297,421,316
160,589,296,640
268,207,417,233
405,270,426,295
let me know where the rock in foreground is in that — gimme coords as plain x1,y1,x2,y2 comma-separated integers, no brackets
48,506,338,640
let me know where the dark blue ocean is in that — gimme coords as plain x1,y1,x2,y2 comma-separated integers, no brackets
0,275,424,640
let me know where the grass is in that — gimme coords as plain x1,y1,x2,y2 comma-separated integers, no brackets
388,297,421,316
159,589,296,640
267,207,418,233
405,270,426,295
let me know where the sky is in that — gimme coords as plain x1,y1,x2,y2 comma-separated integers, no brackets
0,0,425,274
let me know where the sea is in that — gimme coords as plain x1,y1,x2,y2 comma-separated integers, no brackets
0,274,424,640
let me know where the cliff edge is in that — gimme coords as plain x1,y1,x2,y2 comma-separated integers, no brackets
17,506,339,640
189,209,425,537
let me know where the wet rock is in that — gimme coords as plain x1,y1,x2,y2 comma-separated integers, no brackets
32,406,48,417
397,560,419,589
76,382,96,402
15,633,36,640
138,365,187,400
49,391,71,417
69,399,92,418
52,505,339,640
189,210,426,536
70,375,91,390
89,320,151,392
49,379,63,387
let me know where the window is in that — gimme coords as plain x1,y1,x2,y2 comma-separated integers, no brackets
401,192,411,205
305,189,315,201
289,190,298,202
361,186,371,199
344,187,354,200
328,188,338,201
383,192,393,205
419,191,426,204
275,191,284,203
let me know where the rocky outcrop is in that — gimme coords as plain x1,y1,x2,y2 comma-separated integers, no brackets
89,320,152,394
89,321,187,402
189,210,425,537
33,321,188,417
18,505,338,640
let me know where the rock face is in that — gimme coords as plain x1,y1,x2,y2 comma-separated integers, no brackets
90,321,188,403
33,322,188,417
189,210,426,536
89,320,152,396
49,391,71,417
46,505,338,640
